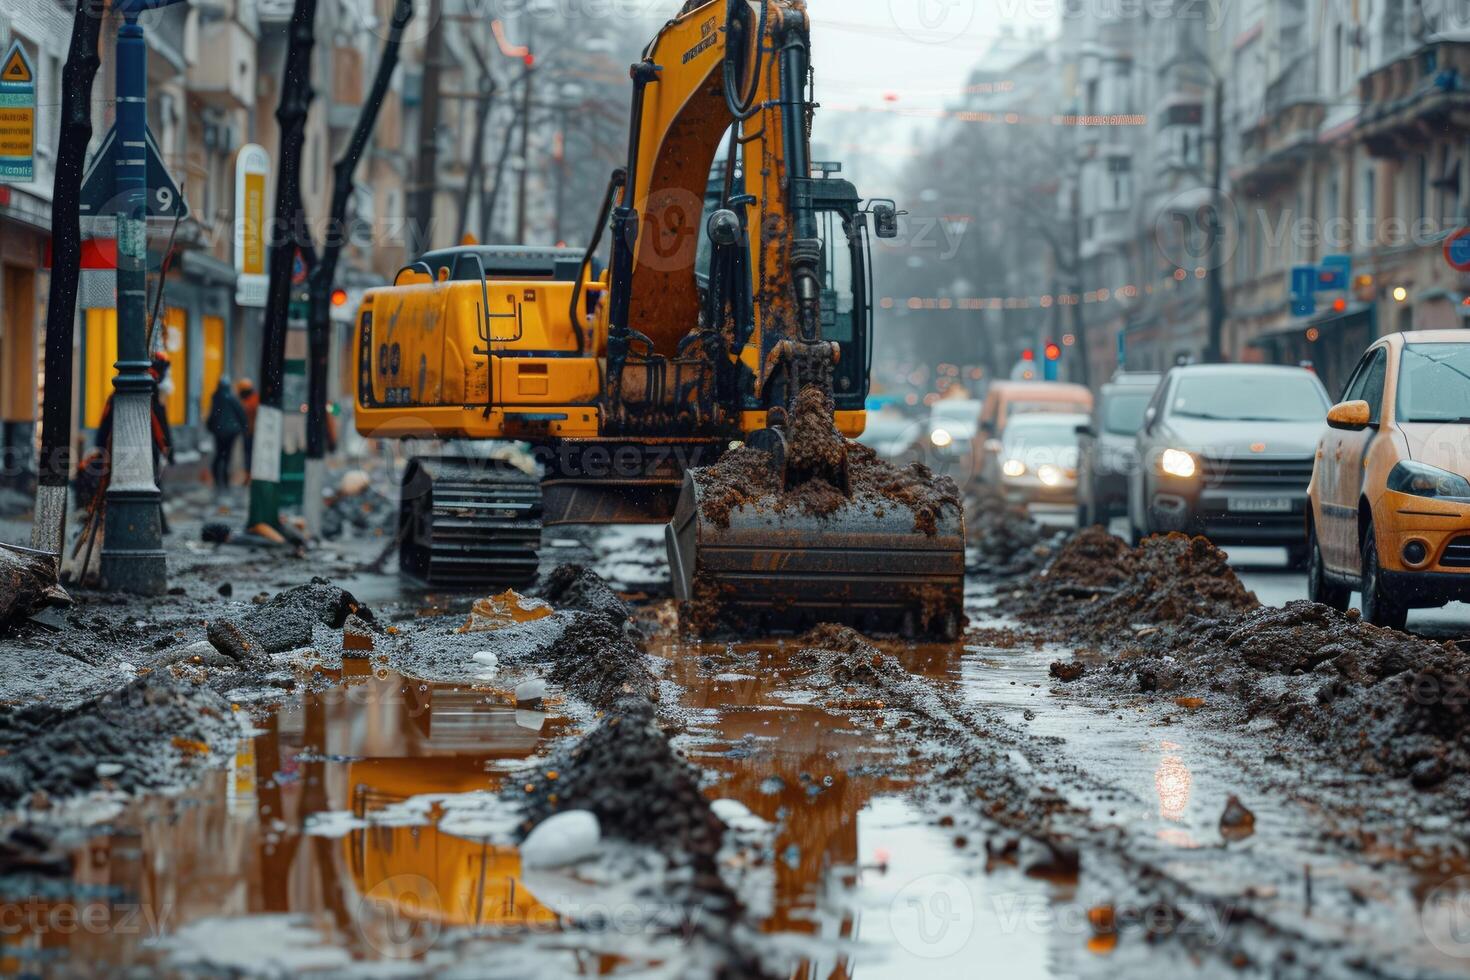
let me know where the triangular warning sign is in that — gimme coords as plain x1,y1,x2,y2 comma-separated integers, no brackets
1,44,32,85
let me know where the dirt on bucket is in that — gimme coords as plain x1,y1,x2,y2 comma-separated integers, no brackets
692,386,962,536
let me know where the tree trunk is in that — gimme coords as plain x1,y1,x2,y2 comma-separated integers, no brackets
248,0,318,530
31,0,105,556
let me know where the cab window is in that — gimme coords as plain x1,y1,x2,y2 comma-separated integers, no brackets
1358,350,1387,425
819,209,856,344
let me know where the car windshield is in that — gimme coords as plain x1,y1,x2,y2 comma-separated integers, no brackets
1102,391,1153,435
930,401,979,423
1004,421,1080,449
1170,373,1326,422
1397,344,1470,423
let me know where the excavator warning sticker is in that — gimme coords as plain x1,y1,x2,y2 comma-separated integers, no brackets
682,17,720,64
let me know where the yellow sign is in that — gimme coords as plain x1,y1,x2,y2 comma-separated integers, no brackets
243,172,265,275
0,108,32,157
0,47,31,84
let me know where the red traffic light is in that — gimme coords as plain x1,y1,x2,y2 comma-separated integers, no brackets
524,53,536,67
331,288,349,308
1044,343,1062,361
1021,348,1034,361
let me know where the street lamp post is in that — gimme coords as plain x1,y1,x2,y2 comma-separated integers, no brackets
100,0,184,596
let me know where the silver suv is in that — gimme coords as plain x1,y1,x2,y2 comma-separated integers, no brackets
1075,372,1160,526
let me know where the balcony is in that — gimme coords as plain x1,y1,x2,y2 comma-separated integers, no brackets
1233,52,1325,193
188,18,256,110
1358,40,1470,158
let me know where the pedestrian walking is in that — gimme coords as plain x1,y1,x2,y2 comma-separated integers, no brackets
236,378,260,474
206,376,249,494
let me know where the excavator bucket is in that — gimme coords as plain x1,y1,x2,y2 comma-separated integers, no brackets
666,470,966,640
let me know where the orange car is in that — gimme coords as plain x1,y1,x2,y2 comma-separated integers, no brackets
1306,330,1470,628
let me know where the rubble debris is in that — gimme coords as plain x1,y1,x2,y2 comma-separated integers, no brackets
207,579,371,660
792,623,907,686
536,564,632,627
538,611,656,707
515,697,725,868
458,590,553,634
1049,660,1086,682
1219,795,1256,841
320,470,395,540
966,486,1060,577
0,676,235,807
1102,600,1470,795
0,546,70,632
1013,530,1257,645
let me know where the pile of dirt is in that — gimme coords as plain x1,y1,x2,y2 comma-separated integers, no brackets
1012,531,1258,645
208,578,371,661
792,623,907,686
537,564,633,627
0,546,69,633
1103,600,1470,792
0,675,235,807
966,486,1059,577
538,611,656,707
515,697,726,868
692,386,962,536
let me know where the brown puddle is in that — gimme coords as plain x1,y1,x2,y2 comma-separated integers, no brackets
1,625,1153,978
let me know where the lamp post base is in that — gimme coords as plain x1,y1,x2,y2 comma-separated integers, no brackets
100,487,167,596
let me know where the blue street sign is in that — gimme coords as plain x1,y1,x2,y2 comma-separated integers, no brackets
1318,254,1351,291
79,123,189,220
1290,264,1316,318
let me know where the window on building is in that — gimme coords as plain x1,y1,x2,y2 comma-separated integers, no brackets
1437,144,1460,224
1106,155,1132,210
1361,165,1376,248
1418,154,1429,221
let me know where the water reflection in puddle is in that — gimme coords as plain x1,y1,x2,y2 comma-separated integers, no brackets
8,635,1082,977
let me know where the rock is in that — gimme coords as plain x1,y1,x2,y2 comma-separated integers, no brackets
473,651,500,669
209,579,371,660
515,677,547,708
521,810,601,869
0,546,70,632
1219,795,1256,841
1049,660,1085,682
217,583,233,598
1411,755,1448,789
537,565,632,626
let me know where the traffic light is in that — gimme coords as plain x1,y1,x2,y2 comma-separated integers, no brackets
1021,348,1034,361
1043,340,1061,381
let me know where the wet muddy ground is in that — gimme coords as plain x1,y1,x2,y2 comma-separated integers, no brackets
0,497,1468,977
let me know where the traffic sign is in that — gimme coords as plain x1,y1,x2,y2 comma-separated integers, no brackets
1445,228,1470,272
1290,264,1316,317
0,40,36,182
78,123,190,220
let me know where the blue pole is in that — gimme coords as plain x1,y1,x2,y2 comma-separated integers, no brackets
99,9,167,594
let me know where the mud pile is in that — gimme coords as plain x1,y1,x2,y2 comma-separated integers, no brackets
966,486,1060,577
537,564,633,627
693,387,962,536
1014,530,1258,645
208,578,371,661
538,611,656,707
516,697,725,866
0,675,235,806
792,623,907,686
1106,601,1470,792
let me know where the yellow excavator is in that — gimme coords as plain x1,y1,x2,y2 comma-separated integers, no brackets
353,0,964,636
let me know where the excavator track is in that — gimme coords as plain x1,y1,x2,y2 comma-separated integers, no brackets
667,472,966,639
399,457,543,589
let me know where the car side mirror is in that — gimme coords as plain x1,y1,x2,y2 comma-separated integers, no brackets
1142,406,1157,433
1326,399,1372,431
1075,423,1096,438
871,200,899,239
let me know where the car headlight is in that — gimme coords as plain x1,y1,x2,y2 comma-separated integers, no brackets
1037,464,1061,486
1387,461,1470,499
930,428,953,448
1159,448,1197,479
1002,458,1026,478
